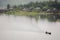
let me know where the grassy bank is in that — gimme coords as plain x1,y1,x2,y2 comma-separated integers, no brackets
1,10,40,16
0,10,48,16
0,10,60,22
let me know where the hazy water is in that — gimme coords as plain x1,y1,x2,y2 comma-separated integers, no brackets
0,14,60,40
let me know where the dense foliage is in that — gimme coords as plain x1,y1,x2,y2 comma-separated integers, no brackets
10,0,60,10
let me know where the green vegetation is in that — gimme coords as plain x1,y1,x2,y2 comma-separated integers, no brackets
0,0,60,22
4,10,39,16
0,9,60,22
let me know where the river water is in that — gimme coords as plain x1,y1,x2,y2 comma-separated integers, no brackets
0,14,60,40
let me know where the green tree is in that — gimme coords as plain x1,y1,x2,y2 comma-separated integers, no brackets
7,4,10,9
13,5,17,9
55,0,58,4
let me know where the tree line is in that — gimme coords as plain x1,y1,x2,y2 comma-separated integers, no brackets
7,0,60,10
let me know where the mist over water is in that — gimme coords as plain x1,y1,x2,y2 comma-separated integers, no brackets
0,14,60,40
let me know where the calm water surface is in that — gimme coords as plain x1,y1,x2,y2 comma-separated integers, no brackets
0,14,60,40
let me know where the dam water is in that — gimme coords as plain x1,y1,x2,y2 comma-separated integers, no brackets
0,14,60,40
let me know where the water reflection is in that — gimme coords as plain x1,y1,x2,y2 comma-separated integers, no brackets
0,14,60,40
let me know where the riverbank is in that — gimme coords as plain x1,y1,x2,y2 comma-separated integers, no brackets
0,10,38,16
0,10,60,22
0,10,49,16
